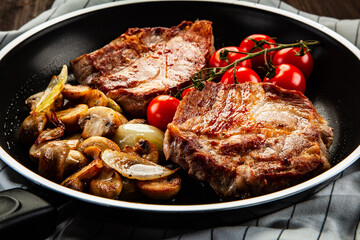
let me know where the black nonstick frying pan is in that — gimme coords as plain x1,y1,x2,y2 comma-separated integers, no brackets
0,0,360,238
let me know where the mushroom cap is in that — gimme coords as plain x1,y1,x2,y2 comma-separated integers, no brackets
89,166,123,199
61,158,104,192
82,89,108,108
78,106,127,138
37,140,70,183
18,113,48,146
136,174,181,200
56,104,88,132
78,136,121,152
61,84,91,101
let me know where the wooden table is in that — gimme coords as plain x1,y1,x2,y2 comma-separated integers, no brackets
1,0,360,31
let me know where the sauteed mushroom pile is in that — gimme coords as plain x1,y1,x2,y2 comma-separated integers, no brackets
18,66,181,202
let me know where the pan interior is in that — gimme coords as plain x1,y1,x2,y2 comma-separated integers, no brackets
0,1,359,207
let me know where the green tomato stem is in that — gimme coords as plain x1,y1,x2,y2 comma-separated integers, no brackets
205,40,319,82
174,40,319,100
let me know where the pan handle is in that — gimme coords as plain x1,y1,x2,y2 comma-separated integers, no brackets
0,187,75,239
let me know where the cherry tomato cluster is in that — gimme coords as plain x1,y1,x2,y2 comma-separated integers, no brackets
209,34,314,93
146,34,315,131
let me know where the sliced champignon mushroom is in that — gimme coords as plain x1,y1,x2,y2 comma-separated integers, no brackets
29,139,85,165
78,136,120,153
29,141,48,163
78,106,127,138
78,136,120,159
136,174,181,200
61,84,91,101
18,113,48,146
118,178,144,202
89,166,123,199
101,149,177,180
118,178,143,201
83,146,102,160
55,104,88,132
64,150,90,177
82,89,108,108
38,140,70,183
61,158,103,192
62,85,124,114
61,133,83,150
35,124,65,145
34,111,65,145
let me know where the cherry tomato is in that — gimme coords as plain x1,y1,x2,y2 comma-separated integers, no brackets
239,34,276,73
147,95,180,131
263,64,306,93
209,46,251,68
272,47,314,79
220,66,261,84
181,87,194,98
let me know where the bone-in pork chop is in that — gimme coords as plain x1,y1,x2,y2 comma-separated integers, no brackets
71,20,214,117
163,82,333,200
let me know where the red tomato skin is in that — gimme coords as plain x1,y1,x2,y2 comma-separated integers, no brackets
263,64,306,93
239,34,276,73
209,46,251,69
272,47,314,79
220,67,261,84
146,95,180,131
181,87,194,98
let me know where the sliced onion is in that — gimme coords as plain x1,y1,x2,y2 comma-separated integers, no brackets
101,149,176,180
33,65,68,114
112,124,164,153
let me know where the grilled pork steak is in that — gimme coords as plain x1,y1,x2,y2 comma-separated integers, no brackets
71,20,214,117
164,82,333,199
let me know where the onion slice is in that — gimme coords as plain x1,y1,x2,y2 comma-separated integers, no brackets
113,124,164,153
101,149,177,180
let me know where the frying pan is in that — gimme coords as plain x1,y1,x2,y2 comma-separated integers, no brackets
0,0,360,237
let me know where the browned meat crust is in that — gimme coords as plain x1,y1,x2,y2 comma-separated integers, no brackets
163,82,333,200
71,20,214,117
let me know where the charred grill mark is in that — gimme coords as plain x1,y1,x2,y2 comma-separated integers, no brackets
164,82,333,199
219,135,265,155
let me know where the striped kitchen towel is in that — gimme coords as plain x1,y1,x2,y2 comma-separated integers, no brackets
0,0,359,239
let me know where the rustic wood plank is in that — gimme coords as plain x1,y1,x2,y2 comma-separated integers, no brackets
1,0,360,31
0,0,54,31
282,0,360,19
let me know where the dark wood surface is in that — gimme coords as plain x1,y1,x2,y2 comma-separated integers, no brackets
1,0,360,31
0,0,53,31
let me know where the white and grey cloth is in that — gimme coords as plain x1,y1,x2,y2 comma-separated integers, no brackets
1,0,359,239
